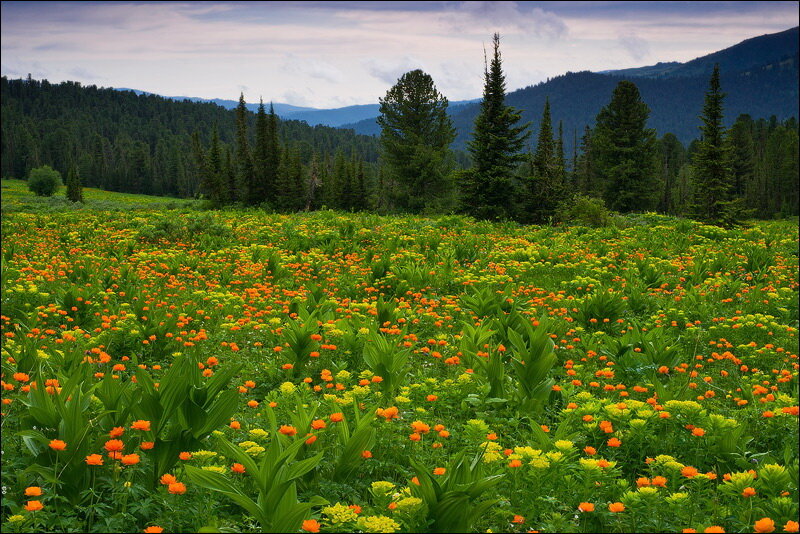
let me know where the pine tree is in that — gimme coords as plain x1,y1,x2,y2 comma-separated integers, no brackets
592,80,658,213
66,164,83,202
533,98,555,178
235,93,254,204
265,103,281,206
521,100,566,223
306,152,321,211
556,121,566,182
377,69,455,213
252,99,271,205
202,124,225,207
691,64,741,226
462,33,530,220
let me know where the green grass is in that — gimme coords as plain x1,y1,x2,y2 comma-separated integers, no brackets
0,178,197,212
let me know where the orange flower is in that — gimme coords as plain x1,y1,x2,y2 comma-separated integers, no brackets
13,372,30,382
301,519,321,533
49,439,67,451
85,454,104,466
512,515,525,524
279,425,297,436
411,476,420,486
410,421,430,433
486,433,498,440
140,441,155,450
105,439,124,453
754,518,775,533
311,419,327,430
160,474,177,485
508,459,522,468
692,427,706,437
121,454,140,465
583,446,597,455
361,450,372,459
329,413,344,423
652,476,667,487
409,432,421,441
742,487,757,498
229,421,241,429
109,426,125,438
143,527,164,533
131,420,151,431
608,502,625,513
179,452,192,461
305,434,318,445
247,400,259,408
168,482,187,494
607,437,622,447
704,527,725,533
681,466,699,478
636,477,651,487
783,520,799,533
25,486,43,497
426,395,438,401
231,463,246,474
578,502,595,512
433,467,446,475
25,500,43,512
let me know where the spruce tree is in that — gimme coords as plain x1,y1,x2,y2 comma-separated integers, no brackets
66,164,84,203
265,103,281,206
202,124,225,207
522,99,563,223
252,99,271,205
234,93,254,204
592,80,657,213
691,64,741,226
463,33,530,220
377,69,455,213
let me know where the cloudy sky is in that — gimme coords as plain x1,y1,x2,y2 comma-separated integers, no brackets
1,1,797,108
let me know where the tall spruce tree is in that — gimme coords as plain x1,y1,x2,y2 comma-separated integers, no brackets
235,93,254,204
462,33,530,220
522,98,564,223
592,80,657,213
691,64,741,226
252,99,271,205
265,103,281,206
202,124,225,207
377,69,455,213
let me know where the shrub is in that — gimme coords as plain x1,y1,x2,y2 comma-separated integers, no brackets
27,166,63,197
555,195,612,227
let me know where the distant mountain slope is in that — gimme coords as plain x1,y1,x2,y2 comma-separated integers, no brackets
114,89,317,116
605,26,799,79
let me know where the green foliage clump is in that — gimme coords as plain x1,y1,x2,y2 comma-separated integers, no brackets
555,195,613,227
27,165,62,197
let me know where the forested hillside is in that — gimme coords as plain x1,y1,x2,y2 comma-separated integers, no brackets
1,77,380,197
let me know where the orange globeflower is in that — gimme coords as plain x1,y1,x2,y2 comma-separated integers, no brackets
742,487,757,498
305,434,318,445
25,500,44,512
753,518,775,533
85,454,104,466
508,459,522,468
131,420,151,431
652,476,667,487
512,515,525,524
410,421,430,433
105,439,124,452
783,520,799,533
608,502,625,513
578,502,595,512
231,463,246,474
25,487,43,497
179,452,192,461
143,527,164,533
584,446,597,455
311,419,327,430
49,439,67,451
433,467,446,475
329,413,344,423
279,425,297,436
361,450,372,459
121,454,140,465
301,519,321,533
692,427,706,437
681,466,699,478
160,474,177,485
229,421,241,429
140,441,155,450
704,527,725,533
607,437,622,447
167,482,187,495
109,426,125,438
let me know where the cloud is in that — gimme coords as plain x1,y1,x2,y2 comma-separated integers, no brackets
281,55,345,84
363,56,425,85
447,2,568,40
618,32,650,61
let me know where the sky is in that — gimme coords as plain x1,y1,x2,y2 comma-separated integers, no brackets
1,1,798,109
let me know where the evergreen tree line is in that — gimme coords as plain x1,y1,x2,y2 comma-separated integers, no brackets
1,76,381,209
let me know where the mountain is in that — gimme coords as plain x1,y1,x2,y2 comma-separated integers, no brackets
346,26,799,150
604,26,799,79
114,88,317,116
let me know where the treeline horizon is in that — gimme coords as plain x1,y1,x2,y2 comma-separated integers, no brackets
1,73,797,220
